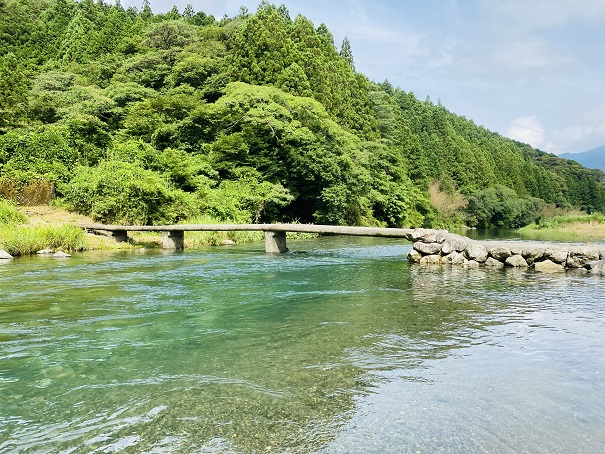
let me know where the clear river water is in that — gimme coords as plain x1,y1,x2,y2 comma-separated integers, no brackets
0,236,604,453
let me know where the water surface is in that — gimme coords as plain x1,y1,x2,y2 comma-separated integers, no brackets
0,237,604,452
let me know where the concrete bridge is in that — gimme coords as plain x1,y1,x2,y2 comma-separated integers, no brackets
79,223,414,253
79,223,605,274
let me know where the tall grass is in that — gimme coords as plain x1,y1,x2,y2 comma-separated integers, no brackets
524,213,605,230
0,224,87,256
0,199,27,225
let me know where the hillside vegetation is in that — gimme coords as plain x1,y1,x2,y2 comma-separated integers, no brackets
1,0,604,229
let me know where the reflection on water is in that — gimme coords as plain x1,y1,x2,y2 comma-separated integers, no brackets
0,237,604,452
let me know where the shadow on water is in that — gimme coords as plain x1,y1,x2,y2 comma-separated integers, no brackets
0,237,604,452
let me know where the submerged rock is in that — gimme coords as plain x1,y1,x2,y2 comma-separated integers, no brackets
505,255,528,267
53,251,71,258
484,257,505,268
534,260,566,272
419,254,442,265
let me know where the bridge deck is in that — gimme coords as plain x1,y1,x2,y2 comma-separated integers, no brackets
79,223,415,253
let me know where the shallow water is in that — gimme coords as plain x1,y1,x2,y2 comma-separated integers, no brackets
0,237,604,453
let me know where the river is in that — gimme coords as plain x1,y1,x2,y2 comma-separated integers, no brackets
1,236,604,453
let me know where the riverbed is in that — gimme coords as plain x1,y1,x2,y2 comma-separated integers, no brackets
1,236,604,452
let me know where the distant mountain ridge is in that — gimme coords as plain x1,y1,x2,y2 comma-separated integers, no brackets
560,145,605,171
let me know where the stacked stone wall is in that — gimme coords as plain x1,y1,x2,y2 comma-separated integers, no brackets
406,229,605,275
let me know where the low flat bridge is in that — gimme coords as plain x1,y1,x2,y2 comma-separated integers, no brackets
79,223,414,253
79,223,605,274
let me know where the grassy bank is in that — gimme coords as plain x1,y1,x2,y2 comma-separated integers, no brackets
0,201,314,256
520,213,605,241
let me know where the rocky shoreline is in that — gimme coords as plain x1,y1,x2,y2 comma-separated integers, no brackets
407,228,605,275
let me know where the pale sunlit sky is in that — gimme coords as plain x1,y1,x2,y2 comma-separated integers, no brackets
120,0,605,154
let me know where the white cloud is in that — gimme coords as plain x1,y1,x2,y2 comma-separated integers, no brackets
506,116,546,148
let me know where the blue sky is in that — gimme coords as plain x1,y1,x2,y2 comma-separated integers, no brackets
121,0,605,154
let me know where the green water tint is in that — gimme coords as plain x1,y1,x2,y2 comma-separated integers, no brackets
1,237,604,452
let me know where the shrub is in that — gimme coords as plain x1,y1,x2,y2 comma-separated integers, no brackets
62,160,196,225
0,198,26,225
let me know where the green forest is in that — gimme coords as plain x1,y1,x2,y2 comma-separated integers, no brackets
1,0,605,229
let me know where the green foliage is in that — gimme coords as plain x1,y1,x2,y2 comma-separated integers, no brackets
63,161,196,225
464,185,542,228
0,126,79,186
0,199,27,225
0,0,604,233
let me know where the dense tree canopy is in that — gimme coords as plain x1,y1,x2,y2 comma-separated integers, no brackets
0,0,603,228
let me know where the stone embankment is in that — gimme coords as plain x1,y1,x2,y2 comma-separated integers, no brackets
406,228,605,275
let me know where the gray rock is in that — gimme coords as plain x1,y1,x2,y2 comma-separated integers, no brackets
407,249,423,263
505,255,528,267
584,260,601,271
420,254,443,265
464,260,480,268
566,249,600,269
53,251,71,258
37,248,54,255
586,260,605,275
434,230,450,244
534,259,565,272
0,249,13,259
522,248,545,265
464,243,488,262
489,247,512,261
441,235,467,254
413,241,442,255
510,246,524,256
544,248,568,264
443,251,466,265
221,239,236,245
411,228,437,242
485,257,505,268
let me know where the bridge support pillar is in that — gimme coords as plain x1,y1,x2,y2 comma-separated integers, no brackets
264,231,288,253
162,230,184,250
102,230,129,243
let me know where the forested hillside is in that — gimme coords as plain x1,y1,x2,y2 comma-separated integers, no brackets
1,0,604,228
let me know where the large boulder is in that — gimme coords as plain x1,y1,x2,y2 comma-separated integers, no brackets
443,251,466,265
411,229,450,244
413,241,442,255
534,259,565,272
485,257,505,268
544,248,568,264
585,260,605,275
489,247,512,261
464,243,488,262
522,248,545,265
407,249,423,263
0,249,13,259
420,254,443,265
566,249,600,269
441,235,467,254
505,255,528,267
